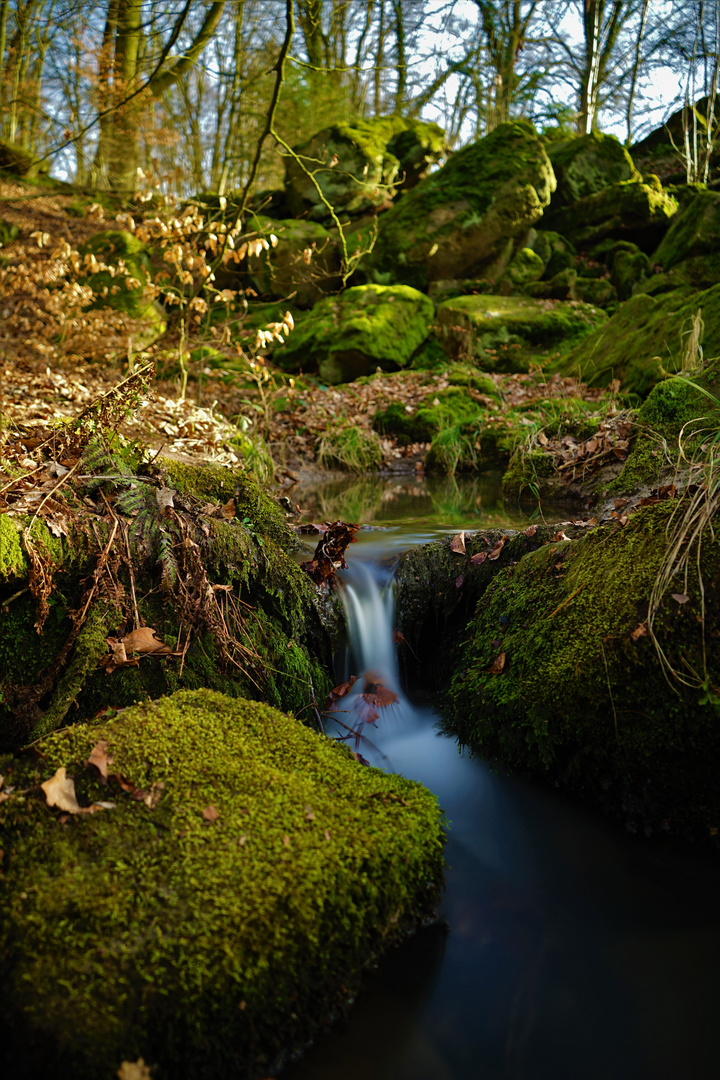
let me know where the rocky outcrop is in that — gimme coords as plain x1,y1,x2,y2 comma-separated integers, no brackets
285,116,446,223
544,179,678,250
547,131,638,209
653,190,720,269
273,283,434,384
367,120,556,290
243,214,342,307
435,293,606,372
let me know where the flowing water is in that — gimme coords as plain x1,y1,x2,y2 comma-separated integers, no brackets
283,475,720,1080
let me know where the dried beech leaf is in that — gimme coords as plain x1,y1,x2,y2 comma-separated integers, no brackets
489,652,506,674
671,593,690,604
41,767,83,813
524,524,538,537
117,1060,153,1080
122,627,172,655
202,804,219,822
488,536,508,561
450,531,466,554
87,740,112,780
470,551,488,566
155,486,176,514
630,622,649,640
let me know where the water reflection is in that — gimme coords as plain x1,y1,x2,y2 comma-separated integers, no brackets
293,472,530,536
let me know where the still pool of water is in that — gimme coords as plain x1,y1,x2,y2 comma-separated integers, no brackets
282,475,720,1080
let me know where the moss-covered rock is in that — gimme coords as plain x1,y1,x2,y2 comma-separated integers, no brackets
547,132,638,209
435,293,606,372
638,252,720,297
653,190,720,270
395,507,720,836
501,245,545,290
0,461,335,748
610,244,652,299
545,181,678,250
78,230,166,347
554,283,720,396
272,284,434,384
0,688,444,1080
367,120,556,290
242,214,342,307
285,116,446,222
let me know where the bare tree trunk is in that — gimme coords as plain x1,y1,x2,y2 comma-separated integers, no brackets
392,0,406,111
625,0,648,144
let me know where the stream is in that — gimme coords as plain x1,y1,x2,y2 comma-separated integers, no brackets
284,474,720,1080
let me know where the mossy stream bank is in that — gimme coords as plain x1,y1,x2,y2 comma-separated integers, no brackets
395,501,720,840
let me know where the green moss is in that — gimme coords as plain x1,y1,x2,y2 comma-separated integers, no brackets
286,115,445,222
547,132,639,208
545,181,678,248
368,120,556,289
653,190,720,270
502,246,545,289
436,293,605,371
554,283,720,396
373,385,491,446
444,504,720,834
273,284,434,384
0,689,444,1079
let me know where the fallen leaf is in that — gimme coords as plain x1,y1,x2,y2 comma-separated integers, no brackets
117,1060,153,1080
455,573,464,588
220,497,236,518
470,551,488,566
41,767,115,815
393,629,405,644
489,652,506,674
87,740,113,781
524,524,538,537
326,674,358,709
304,806,315,821
41,767,83,813
282,834,291,848
537,431,549,446
552,530,571,542
450,531,466,554
122,627,173,656
202,804,219,822
488,536,508,561
630,622,649,640
155,486,176,514
671,593,689,604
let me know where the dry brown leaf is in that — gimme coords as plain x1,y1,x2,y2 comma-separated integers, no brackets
488,536,508,561
450,530,466,554
122,627,173,656
155,486,176,514
671,593,690,604
87,740,112,781
41,767,84,813
221,497,236,519
524,524,538,537
202,804,219,822
117,1060,153,1080
489,652,506,674
630,623,649,640
470,551,488,566
41,766,115,815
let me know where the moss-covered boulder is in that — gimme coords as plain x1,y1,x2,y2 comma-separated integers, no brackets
243,214,341,307
435,293,606,372
367,120,556,290
273,284,434,384
501,245,545,291
653,190,720,270
285,116,446,222
554,282,720,396
78,230,166,347
547,131,638,209
395,506,720,836
0,688,444,1080
545,181,678,250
